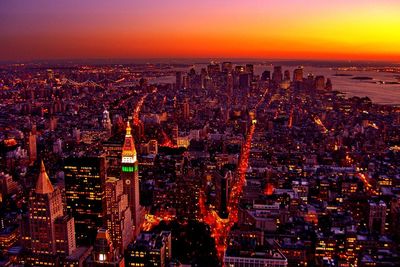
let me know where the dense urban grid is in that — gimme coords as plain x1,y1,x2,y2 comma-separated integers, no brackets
0,62,400,267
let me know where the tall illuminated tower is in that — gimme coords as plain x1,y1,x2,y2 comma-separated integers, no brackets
22,161,76,265
121,122,141,235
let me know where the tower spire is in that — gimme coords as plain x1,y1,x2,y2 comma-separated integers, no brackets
122,121,137,163
35,160,54,194
126,121,132,136
121,119,141,235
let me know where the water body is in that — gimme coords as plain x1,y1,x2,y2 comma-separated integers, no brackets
150,64,400,106
270,65,400,106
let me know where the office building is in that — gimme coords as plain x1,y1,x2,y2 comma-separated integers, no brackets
64,156,106,245
105,177,133,253
125,231,172,267
215,171,232,219
22,161,76,265
368,200,387,235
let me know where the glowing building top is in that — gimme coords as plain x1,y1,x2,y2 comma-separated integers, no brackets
122,122,137,164
35,160,54,194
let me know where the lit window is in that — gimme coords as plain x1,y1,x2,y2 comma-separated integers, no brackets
99,253,106,262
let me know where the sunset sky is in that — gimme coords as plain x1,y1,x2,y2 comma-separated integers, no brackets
1,0,400,61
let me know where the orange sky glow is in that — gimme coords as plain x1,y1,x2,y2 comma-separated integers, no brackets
1,0,400,61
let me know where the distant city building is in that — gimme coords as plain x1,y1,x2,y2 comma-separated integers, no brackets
315,75,325,90
222,62,233,73
261,70,270,81
272,66,283,84
293,67,303,82
246,64,254,77
284,70,291,81
235,65,245,73
28,130,37,163
207,63,220,77
102,109,112,136
368,200,386,235
182,98,190,120
239,73,251,90
325,78,333,91
175,72,182,90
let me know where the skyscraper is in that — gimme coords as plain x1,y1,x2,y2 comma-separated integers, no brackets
207,62,220,77
182,98,190,120
105,177,133,253
368,200,387,235
172,124,179,146
28,130,37,163
293,67,304,82
239,73,251,90
272,66,283,84
284,70,291,81
261,70,270,81
222,62,233,73
175,71,182,91
22,161,76,265
102,109,112,136
226,72,234,101
64,156,106,245
215,171,232,219
121,122,142,235
245,64,254,76
315,75,325,90
325,78,333,91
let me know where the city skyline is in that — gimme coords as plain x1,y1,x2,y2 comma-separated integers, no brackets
1,0,400,61
1,1,400,266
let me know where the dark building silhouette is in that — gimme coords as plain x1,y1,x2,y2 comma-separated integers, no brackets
64,156,106,245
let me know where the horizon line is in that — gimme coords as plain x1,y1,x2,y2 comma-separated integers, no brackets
2,57,400,66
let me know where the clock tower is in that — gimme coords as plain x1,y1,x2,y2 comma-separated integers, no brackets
121,121,141,235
